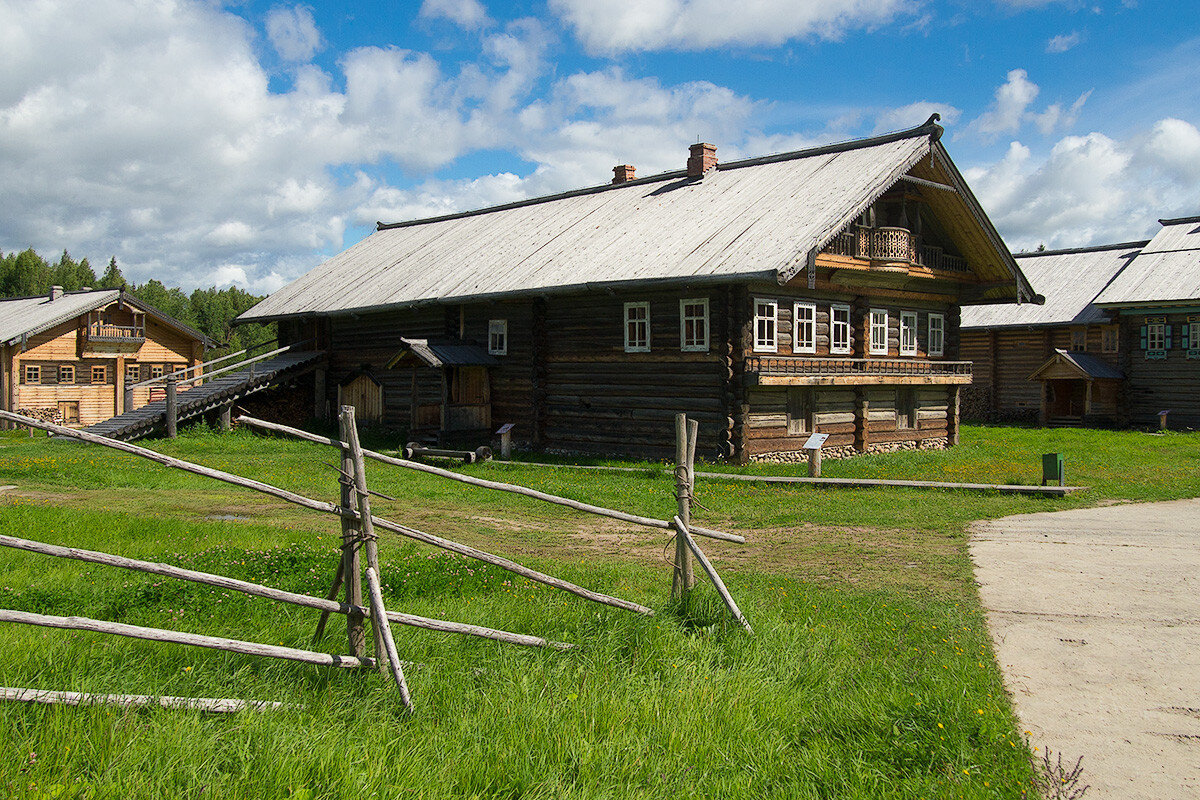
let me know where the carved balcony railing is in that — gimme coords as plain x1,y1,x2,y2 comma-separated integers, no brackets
745,356,972,384
86,323,145,341
822,226,970,273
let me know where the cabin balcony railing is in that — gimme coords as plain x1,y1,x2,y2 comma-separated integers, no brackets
822,226,970,273
745,356,972,385
86,323,145,341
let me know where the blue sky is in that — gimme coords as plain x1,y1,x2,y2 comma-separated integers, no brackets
1,0,1197,293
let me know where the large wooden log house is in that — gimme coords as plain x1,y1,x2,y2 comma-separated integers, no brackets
240,117,1039,461
962,215,1200,429
1,288,209,427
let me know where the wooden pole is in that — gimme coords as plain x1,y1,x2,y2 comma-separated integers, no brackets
236,414,743,544
0,608,374,668
165,377,177,439
671,517,753,634
338,408,366,660
807,447,822,478
311,558,344,645
365,567,413,710
0,533,569,649
672,414,693,600
0,687,292,713
219,402,232,432
341,406,386,670
0,410,651,616
124,386,134,414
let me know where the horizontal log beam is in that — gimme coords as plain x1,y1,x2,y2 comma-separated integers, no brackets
0,608,373,669
0,687,292,713
237,415,745,545
0,533,572,650
0,411,652,617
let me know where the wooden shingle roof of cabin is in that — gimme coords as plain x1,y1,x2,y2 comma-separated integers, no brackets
1094,215,1200,307
0,288,211,347
961,241,1147,330
240,118,1037,323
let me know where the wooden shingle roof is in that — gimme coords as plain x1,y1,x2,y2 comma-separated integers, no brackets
1094,216,1200,307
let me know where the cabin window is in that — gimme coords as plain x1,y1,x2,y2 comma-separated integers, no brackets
150,364,165,380
624,302,650,353
488,319,508,356
793,302,816,354
1070,328,1087,352
1101,325,1119,354
1188,320,1200,359
125,364,140,384
23,365,41,384
57,401,79,425
680,298,709,352
1145,321,1165,351
897,388,917,430
91,365,108,384
869,309,889,355
753,298,777,353
928,313,945,357
830,304,852,355
58,365,75,385
899,311,918,356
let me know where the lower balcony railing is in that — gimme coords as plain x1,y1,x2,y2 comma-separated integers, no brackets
746,356,972,379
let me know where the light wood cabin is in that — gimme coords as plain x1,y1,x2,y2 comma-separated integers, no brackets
1,289,208,428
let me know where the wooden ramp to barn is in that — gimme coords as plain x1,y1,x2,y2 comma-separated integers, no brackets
82,351,324,442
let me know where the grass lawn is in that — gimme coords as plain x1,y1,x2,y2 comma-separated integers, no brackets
0,423,1196,798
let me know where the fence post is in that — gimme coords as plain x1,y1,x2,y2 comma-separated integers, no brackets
807,446,822,478
165,377,177,439
338,406,366,660
219,402,232,432
672,413,695,600
124,386,134,414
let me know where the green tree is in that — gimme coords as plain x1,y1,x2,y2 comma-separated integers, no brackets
98,257,127,289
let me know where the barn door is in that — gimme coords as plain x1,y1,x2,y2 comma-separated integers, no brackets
338,373,383,422
445,366,491,430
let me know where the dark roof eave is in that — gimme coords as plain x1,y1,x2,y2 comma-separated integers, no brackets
1014,240,1151,259
235,269,777,324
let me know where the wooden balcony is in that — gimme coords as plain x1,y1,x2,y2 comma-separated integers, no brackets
86,323,146,343
745,356,973,386
822,226,969,273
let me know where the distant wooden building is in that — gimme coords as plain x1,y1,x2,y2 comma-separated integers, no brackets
1,288,209,427
240,118,1039,461
962,215,1200,429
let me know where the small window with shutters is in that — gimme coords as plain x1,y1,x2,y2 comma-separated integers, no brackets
1141,317,1167,359
1187,318,1200,359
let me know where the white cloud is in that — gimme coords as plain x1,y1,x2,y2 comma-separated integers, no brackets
966,121,1200,250
266,5,323,63
419,0,492,29
967,69,1091,140
549,0,914,53
1046,31,1081,53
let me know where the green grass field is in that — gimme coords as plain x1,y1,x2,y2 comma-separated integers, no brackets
0,423,1197,798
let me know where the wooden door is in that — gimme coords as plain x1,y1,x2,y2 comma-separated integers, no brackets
446,366,491,430
338,374,383,422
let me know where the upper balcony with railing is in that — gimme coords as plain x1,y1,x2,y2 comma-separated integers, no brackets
85,322,146,342
821,225,969,273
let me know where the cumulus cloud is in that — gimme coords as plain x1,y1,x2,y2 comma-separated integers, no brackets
419,0,492,29
1046,31,1081,53
967,69,1091,140
266,5,323,62
549,0,914,53
966,120,1200,250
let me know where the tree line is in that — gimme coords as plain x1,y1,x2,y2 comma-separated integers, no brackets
0,247,275,357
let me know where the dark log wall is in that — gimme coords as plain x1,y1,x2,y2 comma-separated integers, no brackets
1122,311,1200,428
461,300,535,440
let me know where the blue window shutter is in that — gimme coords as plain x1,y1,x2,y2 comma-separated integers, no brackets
1184,325,1192,349
1165,325,1173,349
1140,326,1148,349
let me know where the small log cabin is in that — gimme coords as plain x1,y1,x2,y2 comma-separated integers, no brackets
0,287,209,428
962,215,1200,429
240,117,1040,461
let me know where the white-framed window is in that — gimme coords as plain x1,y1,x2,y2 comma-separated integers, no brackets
753,298,778,353
1146,322,1165,350
23,364,40,384
58,364,75,385
899,311,918,356
928,313,945,357
624,302,650,353
488,319,508,356
793,302,816,354
679,298,709,352
830,304,851,355
869,308,889,355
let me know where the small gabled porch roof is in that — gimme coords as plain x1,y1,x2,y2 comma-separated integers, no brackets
386,337,498,370
1028,349,1124,382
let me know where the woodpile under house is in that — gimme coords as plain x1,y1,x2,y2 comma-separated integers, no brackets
239,116,1040,462
1,288,209,428
962,215,1200,430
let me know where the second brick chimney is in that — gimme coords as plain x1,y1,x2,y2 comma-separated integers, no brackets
49,285,63,301
612,164,636,184
687,142,717,178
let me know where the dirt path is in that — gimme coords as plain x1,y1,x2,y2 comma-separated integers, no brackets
970,499,1200,798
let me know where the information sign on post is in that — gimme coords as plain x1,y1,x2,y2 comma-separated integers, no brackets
801,432,829,451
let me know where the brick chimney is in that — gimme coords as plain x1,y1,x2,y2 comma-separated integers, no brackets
612,164,636,184
687,142,717,178
49,285,63,301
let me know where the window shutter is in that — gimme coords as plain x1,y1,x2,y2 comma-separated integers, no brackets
1165,325,1173,349
1183,325,1192,349
1140,326,1147,349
